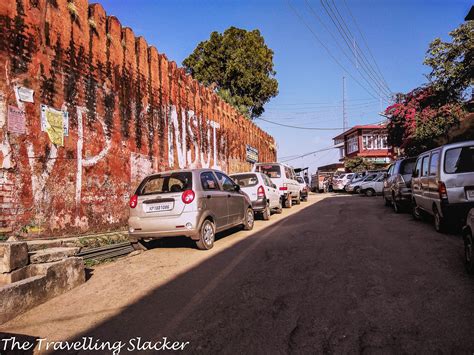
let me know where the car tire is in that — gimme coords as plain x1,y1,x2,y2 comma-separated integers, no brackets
262,204,271,221
365,189,375,197
464,228,474,274
295,193,301,205
243,207,255,230
131,240,148,251
433,205,445,233
392,193,401,213
412,199,422,220
284,195,292,208
196,219,215,250
302,196,308,202
354,187,360,194
275,199,283,214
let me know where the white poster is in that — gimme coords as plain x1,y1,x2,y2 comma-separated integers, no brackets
15,86,34,103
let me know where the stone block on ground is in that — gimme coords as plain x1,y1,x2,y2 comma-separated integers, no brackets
29,247,80,264
0,257,85,325
0,242,29,273
0,265,31,285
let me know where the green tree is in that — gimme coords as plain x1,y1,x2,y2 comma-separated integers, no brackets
424,22,473,101
183,27,278,119
344,157,375,172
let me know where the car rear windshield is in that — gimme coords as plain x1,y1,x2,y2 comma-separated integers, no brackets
256,164,281,178
400,159,416,175
444,146,474,174
231,174,259,187
137,172,192,195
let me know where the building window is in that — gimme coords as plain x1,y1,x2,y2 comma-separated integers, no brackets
346,134,359,154
362,133,387,150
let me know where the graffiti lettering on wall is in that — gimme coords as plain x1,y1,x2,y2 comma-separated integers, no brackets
11,101,227,230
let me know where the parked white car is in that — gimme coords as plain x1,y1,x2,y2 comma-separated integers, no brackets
254,162,301,208
230,172,282,220
359,174,385,197
333,173,354,191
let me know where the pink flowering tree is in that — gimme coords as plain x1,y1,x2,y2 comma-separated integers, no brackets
385,86,467,156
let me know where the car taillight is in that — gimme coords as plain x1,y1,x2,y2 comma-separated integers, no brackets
129,194,138,208
182,189,195,204
438,181,448,199
257,185,265,198
279,186,288,191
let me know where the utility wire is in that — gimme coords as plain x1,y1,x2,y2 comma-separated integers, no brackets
323,0,391,97
342,0,391,92
279,146,337,163
286,0,380,101
326,0,391,95
319,0,391,98
257,117,344,130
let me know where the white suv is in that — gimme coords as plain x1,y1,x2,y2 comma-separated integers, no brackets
254,162,301,208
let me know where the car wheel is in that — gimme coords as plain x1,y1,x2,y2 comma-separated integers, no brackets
464,228,474,274
275,199,283,214
284,195,292,208
412,199,422,220
392,193,401,213
433,205,445,233
365,189,375,197
131,240,148,251
196,219,215,250
243,207,255,230
295,193,301,205
262,204,271,221
354,187,360,194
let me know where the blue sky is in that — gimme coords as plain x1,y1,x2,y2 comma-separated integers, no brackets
99,0,471,172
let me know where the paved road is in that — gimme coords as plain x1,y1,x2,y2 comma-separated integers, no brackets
2,194,473,353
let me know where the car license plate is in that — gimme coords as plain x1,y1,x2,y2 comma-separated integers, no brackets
144,202,173,213
467,189,474,200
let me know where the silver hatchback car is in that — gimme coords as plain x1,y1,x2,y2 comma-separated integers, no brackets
128,169,254,250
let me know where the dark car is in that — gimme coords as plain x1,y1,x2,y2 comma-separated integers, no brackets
383,157,416,213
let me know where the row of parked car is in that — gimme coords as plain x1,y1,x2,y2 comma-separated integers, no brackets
330,140,474,273
128,162,309,251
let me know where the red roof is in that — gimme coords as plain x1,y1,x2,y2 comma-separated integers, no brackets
333,124,387,141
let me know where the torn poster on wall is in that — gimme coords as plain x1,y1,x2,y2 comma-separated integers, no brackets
15,86,34,103
40,104,65,146
40,104,68,145
7,105,26,134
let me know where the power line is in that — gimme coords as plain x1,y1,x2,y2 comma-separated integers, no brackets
279,146,338,163
342,0,391,92
286,0,380,101
327,0,391,97
325,0,391,96
319,0,391,98
257,117,344,130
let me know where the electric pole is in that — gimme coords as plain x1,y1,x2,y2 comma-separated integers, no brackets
342,76,347,132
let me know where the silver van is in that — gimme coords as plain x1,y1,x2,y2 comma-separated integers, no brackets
411,141,474,232
128,169,254,250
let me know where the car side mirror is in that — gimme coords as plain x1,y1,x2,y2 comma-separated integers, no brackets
234,184,241,192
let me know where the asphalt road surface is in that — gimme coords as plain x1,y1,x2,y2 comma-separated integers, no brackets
1,194,473,354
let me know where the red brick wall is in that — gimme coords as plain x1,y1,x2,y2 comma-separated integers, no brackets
0,0,276,237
